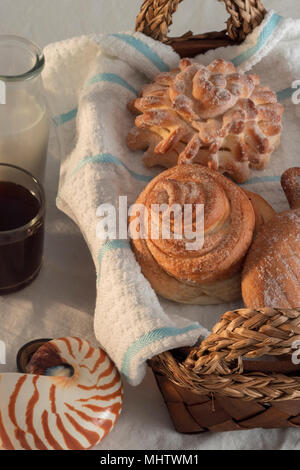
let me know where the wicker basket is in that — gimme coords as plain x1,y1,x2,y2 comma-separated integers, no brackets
151,308,300,433
135,1,300,434
135,0,267,57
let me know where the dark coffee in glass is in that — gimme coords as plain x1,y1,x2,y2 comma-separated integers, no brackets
0,164,45,294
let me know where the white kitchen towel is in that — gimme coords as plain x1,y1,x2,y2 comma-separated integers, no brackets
42,10,300,385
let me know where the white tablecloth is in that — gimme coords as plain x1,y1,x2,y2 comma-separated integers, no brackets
0,0,300,451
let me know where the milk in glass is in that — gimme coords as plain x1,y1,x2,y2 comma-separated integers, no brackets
0,88,49,181
0,36,49,182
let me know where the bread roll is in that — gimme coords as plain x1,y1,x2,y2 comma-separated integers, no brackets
130,164,257,304
242,167,300,308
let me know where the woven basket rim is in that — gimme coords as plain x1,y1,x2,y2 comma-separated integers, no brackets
150,308,300,403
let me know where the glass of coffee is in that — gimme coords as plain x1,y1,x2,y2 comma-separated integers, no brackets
0,163,45,294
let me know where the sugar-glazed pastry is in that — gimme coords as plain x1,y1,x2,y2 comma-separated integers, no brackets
127,58,283,183
242,168,300,308
129,164,260,305
0,337,123,450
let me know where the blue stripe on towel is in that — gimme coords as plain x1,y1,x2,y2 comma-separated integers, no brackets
86,72,138,96
240,175,281,186
232,13,282,67
71,153,153,182
53,73,138,126
97,240,130,283
121,324,200,378
111,33,170,72
276,87,297,102
53,107,78,126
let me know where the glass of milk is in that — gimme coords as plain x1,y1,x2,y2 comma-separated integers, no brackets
0,35,49,183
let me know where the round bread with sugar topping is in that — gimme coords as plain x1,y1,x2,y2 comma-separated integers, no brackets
130,164,258,305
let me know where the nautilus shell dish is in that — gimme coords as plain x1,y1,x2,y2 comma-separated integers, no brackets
127,58,283,183
0,337,123,450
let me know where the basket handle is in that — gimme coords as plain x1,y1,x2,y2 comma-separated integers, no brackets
135,0,266,43
184,308,300,375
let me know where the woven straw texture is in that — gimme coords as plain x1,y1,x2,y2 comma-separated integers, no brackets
135,0,266,43
150,308,300,433
155,374,300,433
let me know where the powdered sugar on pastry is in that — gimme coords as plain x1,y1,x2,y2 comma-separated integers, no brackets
130,164,257,305
127,58,283,183
242,168,300,308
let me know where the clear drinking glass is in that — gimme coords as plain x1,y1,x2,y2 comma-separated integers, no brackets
0,163,45,294
0,35,49,182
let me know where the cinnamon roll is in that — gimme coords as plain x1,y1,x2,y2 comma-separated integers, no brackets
129,164,257,304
